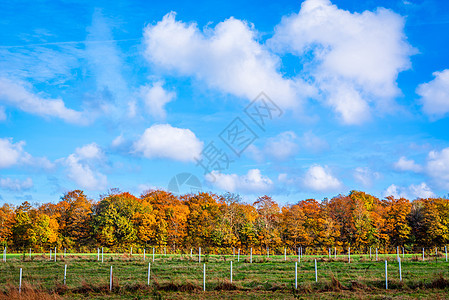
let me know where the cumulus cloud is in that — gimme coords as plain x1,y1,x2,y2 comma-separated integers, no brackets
0,77,85,124
140,81,176,119
143,12,312,109
269,0,414,124
0,177,33,192
206,169,273,194
353,167,380,187
133,124,203,162
303,164,342,191
394,156,422,172
426,147,449,189
264,131,298,160
383,182,434,199
0,138,28,168
301,131,329,152
0,137,52,169
63,143,107,190
416,69,449,119
75,143,104,160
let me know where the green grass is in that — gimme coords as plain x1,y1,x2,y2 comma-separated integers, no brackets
0,253,448,299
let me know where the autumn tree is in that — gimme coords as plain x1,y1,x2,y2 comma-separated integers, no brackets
55,190,93,249
254,195,281,252
140,190,186,250
93,192,144,250
382,196,411,248
184,192,221,251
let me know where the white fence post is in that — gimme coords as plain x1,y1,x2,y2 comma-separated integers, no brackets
402,247,405,258
64,264,67,285
190,248,192,259
314,259,317,282
29,248,31,259
109,266,113,291
19,268,22,294
445,245,448,262
199,247,201,263
238,248,240,262
399,257,402,281
334,247,336,259
369,247,371,258
230,261,233,283
348,247,350,263
147,262,151,285
422,248,425,261
284,247,287,261
144,248,146,260
102,247,104,263
153,247,155,262
385,260,388,289
295,261,298,289
203,263,206,292
233,247,235,257
54,247,57,262
50,249,52,261
250,247,253,263
396,246,399,261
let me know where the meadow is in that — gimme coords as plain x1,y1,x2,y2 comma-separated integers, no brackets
0,251,448,299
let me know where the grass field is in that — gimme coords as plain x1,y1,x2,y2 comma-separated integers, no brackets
0,251,448,299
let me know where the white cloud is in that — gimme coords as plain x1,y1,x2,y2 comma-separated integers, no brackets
245,144,264,162
63,143,107,190
0,45,81,84
143,12,312,109
301,131,329,152
417,69,449,119
0,106,6,121
0,138,27,168
140,81,176,119
303,164,342,191
0,137,52,169
0,77,85,124
111,134,125,148
133,124,203,162
409,182,435,199
426,147,449,189
353,167,380,187
264,131,298,160
86,10,133,117
206,169,273,194
269,0,414,124
75,143,104,160
0,177,33,192
383,182,434,199
394,156,423,172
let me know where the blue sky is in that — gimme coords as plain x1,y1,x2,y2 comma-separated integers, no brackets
1,0,449,205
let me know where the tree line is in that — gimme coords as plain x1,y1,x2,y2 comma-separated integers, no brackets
0,189,448,254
